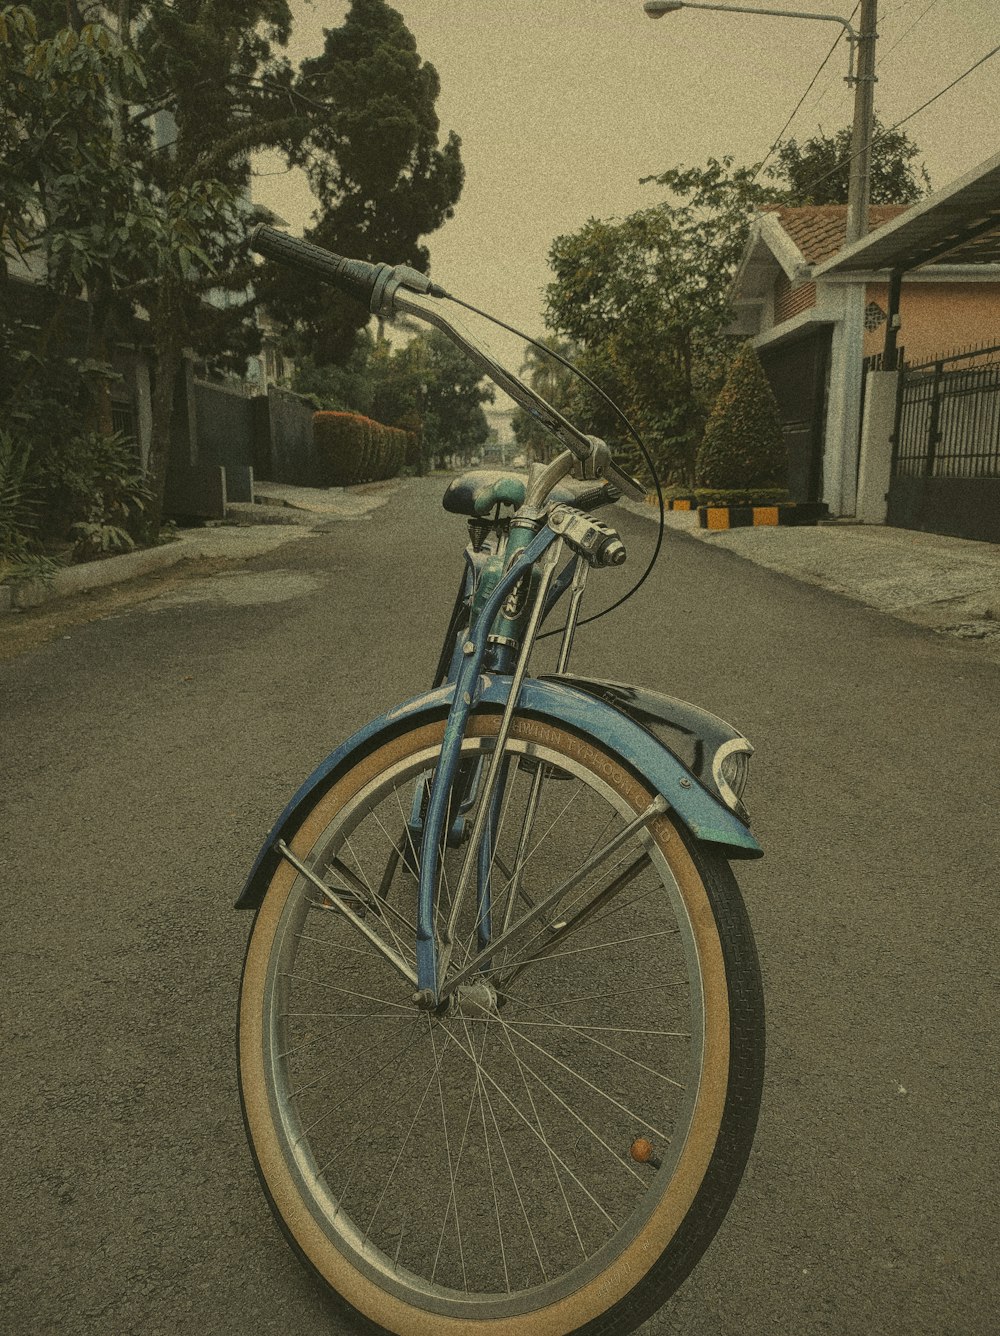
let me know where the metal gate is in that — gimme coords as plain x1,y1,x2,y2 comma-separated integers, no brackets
758,328,832,504
887,344,1000,543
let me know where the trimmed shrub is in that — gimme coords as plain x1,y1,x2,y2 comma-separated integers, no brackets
695,343,787,491
313,411,408,486
694,487,790,507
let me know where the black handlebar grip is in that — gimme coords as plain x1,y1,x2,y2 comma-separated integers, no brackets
571,481,622,512
250,224,390,310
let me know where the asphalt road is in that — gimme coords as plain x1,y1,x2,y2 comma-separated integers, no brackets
2,475,997,1335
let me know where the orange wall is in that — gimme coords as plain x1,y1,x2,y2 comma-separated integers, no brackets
863,280,1000,363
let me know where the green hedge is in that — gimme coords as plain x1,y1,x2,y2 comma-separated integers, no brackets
693,487,790,507
313,411,413,486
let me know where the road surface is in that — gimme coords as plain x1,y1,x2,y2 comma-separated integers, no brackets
1,476,996,1334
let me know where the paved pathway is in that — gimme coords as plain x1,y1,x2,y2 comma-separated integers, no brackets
6,475,998,658
624,500,1000,652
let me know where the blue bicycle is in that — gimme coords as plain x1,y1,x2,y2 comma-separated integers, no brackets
237,226,765,1336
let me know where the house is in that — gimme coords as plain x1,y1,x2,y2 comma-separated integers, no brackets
730,174,1000,519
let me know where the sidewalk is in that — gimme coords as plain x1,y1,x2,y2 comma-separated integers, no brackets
623,498,1000,649
0,481,397,615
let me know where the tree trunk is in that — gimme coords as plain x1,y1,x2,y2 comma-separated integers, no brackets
146,338,182,538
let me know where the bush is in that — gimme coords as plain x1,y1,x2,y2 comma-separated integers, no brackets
313,412,408,486
33,430,149,560
0,431,60,584
694,487,790,507
695,344,787,491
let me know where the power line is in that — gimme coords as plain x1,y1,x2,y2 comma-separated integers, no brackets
798,2,861,125
796,38,1000,201
750,33,842,184
750,3,860,186
877,0,916,23
877,0,944,69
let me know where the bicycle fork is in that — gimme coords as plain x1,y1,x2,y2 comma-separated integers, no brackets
411,511,650,1007
412,524,561,1003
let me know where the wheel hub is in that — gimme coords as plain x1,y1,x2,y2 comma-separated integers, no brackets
442,979,500,1019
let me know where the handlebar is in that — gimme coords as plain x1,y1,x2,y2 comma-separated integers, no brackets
250,225,391,309
249,225,647,502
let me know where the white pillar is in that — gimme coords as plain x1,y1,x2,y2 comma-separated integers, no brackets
856,369,900,523
822,284,865,516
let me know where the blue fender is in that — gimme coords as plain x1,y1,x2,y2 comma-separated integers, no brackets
235,676,762,911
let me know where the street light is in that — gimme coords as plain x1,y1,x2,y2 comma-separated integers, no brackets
643,1,859,81
642,0,877,244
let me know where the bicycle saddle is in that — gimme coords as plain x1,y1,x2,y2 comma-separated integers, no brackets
442,470,526,516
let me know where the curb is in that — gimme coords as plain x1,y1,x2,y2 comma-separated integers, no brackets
698,502,829,531
2,540,196,614
0,524,315,616
0,481,405,618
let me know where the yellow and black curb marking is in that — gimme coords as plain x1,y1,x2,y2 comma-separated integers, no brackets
697,502,829,531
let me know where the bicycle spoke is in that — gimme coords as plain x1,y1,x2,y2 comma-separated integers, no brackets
492,1017,661,1162
430,1020,487,1282
440,1022,619,1231
428,1019,468,1289
497,1017,581,1272
502,991,688,1092
245,723,733,1316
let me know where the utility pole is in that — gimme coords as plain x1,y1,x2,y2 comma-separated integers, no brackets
845,0,878,245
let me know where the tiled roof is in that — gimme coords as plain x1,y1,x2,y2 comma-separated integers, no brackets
762,204,910,264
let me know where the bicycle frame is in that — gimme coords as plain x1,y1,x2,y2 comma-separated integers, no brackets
237,480,762,1004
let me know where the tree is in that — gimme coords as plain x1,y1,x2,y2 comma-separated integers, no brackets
124,1,303,523
258,0,464,365
421,329,493,469
0,7,222,559
545,159,772,479
542,125,930,482
1,3,296,536
292,325,493,473
2,1,464,537
770,117,930,206
511,336,577,464
291,331,378,414
695,343,786,491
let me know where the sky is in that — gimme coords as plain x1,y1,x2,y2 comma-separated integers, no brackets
251,0,1000,375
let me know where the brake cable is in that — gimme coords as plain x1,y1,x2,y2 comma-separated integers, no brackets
442,294,665,638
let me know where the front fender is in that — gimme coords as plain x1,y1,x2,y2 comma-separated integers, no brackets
541,673,754,823
235,676,762,911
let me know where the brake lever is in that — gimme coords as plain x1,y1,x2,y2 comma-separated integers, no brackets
572,437,646,502
606,459,648,503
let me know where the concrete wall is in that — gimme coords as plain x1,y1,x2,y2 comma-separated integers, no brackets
261,386,316,485
862,280,1000,364
192,380,255,503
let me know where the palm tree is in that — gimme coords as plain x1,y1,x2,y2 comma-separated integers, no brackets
515,336,578,463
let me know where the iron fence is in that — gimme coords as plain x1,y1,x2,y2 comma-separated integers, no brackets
892,344,1000,480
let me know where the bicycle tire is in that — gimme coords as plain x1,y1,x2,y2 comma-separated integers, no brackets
238,711,764,1335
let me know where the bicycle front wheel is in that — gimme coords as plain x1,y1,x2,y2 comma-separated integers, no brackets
238,712,763,1336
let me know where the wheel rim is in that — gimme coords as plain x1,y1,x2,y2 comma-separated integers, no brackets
245,719,724,1327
